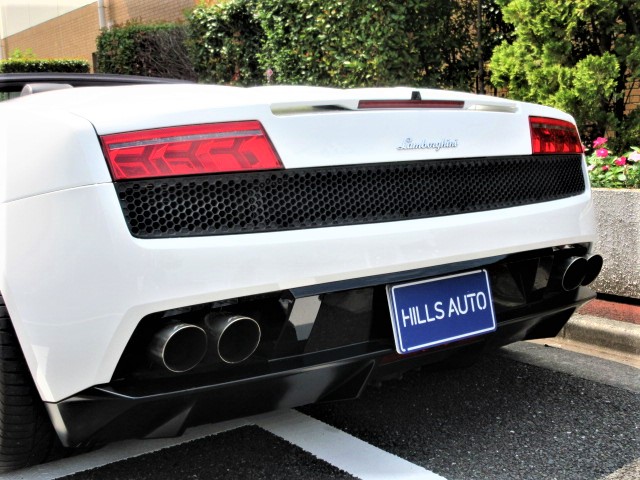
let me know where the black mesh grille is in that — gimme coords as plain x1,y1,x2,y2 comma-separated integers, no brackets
116,154,585,238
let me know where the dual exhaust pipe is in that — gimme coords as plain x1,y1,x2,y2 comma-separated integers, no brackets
148,253,603,373
554,253,603,292
149,314,261,373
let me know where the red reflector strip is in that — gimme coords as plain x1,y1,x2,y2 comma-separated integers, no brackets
529,116,583,154
358,100,464,109
101,121,283,180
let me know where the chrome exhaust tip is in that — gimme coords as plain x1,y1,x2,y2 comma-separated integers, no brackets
149,323,208,373
557,256,588,291
582,254,603,286
205,314,261,364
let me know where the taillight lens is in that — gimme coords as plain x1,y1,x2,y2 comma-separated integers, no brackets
100,121,282,180
529,116,583,154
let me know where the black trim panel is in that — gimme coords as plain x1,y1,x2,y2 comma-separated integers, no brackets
290,254,507,297
115,154,586,238
0,73,188,92
47,287,594,447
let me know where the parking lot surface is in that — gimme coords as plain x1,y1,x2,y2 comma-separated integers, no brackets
3,343,638,480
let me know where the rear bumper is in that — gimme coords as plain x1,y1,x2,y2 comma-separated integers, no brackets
1,184,595,402
46,276,594,447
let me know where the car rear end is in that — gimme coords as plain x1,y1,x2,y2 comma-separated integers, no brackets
0,84,600,448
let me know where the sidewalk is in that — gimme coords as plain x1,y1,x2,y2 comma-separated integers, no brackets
578,298,640,325
531,299,640,368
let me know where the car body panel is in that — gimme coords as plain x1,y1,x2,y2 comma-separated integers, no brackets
0,110,111,203
2,84,569,202
0,82,596,415
2,181,593,401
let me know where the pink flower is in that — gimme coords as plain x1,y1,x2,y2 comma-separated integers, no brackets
592,137,608,148
601,165,609,172
629,151,640,162
596,148,609,158
587,164,595,171
614,157,627,166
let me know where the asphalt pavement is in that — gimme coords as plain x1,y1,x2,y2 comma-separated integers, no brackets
302,346,639,480
3,342,637,480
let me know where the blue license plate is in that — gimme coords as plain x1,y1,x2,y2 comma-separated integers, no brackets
387,270,496,354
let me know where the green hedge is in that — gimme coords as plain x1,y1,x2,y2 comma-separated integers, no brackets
490,0,640,150
93,1,498,91
187,0,263,85
255,0,474,89
187,0,477,89
0,59,89,73
96,22,196,80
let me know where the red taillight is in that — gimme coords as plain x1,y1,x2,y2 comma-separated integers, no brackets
358,100,464,109
100,121,282,180
529,116,582,154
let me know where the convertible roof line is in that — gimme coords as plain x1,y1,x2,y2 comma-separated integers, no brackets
0,73,190,91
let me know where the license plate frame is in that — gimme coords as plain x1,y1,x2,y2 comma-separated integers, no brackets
386,269,497,354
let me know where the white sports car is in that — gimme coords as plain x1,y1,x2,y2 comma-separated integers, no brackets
0,73,601,471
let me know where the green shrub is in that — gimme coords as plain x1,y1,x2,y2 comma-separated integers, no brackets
96,22,196,80
0,59,89,73
489,0,640,150
187,0,479,90
187,1,263,85
586,137,640,188
255,0,475,89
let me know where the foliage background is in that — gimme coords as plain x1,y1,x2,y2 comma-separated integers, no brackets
96,22,196,80
0,60,89,73
187,0,263,85
586,138,640,188
93,0,512,92
254,0,475,89
0,49,89,73
490,0,640,150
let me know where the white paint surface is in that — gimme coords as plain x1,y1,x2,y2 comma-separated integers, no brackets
256,410,446,480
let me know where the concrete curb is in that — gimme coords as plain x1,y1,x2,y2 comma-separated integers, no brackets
558,313,640,358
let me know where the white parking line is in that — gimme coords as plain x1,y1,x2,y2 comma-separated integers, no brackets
0,409,445,480
602,458,640,480
256,410,445,480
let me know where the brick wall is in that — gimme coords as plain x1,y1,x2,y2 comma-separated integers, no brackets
626,82,639,114
1,0,207,70
108,0,197,26
3,3,100,66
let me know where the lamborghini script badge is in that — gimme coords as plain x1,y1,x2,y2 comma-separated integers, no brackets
397,138,459,151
